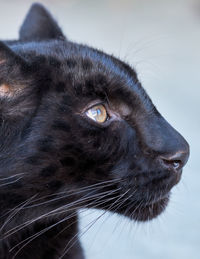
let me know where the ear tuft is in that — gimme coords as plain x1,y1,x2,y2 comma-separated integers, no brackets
19,3,65,42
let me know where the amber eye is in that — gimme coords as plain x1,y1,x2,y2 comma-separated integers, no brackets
86,104,108,123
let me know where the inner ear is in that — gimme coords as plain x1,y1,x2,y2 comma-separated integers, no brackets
0,83,25,98
0,84,14,97
19,3,66,42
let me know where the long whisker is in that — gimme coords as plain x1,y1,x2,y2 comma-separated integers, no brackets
10,213,77,259
3,188,120,239
0,173,24,181
59,189,129,259
9,190,122,258
0,177,23,187
0,194,38,232
89,188,134,243
23,180,119,209
59,210,107,259
54,193,123,239
2,178,120,234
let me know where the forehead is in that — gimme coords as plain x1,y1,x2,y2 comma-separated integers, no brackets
14,40,155,115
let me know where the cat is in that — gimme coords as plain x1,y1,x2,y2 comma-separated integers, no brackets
0,3,189,259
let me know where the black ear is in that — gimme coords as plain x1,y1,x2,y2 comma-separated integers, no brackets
19,3,65,42
0,42,28,96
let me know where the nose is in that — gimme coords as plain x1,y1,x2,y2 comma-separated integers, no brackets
159,150,189,171
137,114,190,171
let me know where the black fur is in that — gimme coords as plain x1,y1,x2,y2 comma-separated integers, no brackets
0,3,189,259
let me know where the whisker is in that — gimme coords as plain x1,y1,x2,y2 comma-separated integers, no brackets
59,210,108,259
0,177,23,187
23,180,119,209
10,212,78,258
1,179,120,233
54,193,123,239
3,188,120,239
0,173,24,181
59,190,129,259
0,194,38,232
90,189,134,241
9,191,122,258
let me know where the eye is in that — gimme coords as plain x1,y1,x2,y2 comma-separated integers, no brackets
86,104,108,123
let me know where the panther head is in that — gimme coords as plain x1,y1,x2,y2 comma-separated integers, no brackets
0,3,189,229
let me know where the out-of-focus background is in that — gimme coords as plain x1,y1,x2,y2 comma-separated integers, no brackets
0,0,199,258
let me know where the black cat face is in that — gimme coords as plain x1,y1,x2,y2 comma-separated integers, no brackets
0,2,189,230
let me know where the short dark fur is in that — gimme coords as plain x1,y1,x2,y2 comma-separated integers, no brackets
0,3,189,259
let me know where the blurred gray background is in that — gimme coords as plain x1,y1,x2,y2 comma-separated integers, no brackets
0,0,199,258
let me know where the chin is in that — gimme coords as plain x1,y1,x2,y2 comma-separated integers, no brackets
117,194,170,222
132,196,170,222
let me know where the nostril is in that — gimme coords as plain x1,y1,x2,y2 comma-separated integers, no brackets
162,159,182,170
159,150,189,171
158,146,189,171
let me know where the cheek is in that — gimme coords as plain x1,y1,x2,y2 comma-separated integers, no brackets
86,129,123,161
69,120,138,177
88,123,137,162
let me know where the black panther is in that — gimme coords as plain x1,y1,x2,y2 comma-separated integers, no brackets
0,3,189,259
